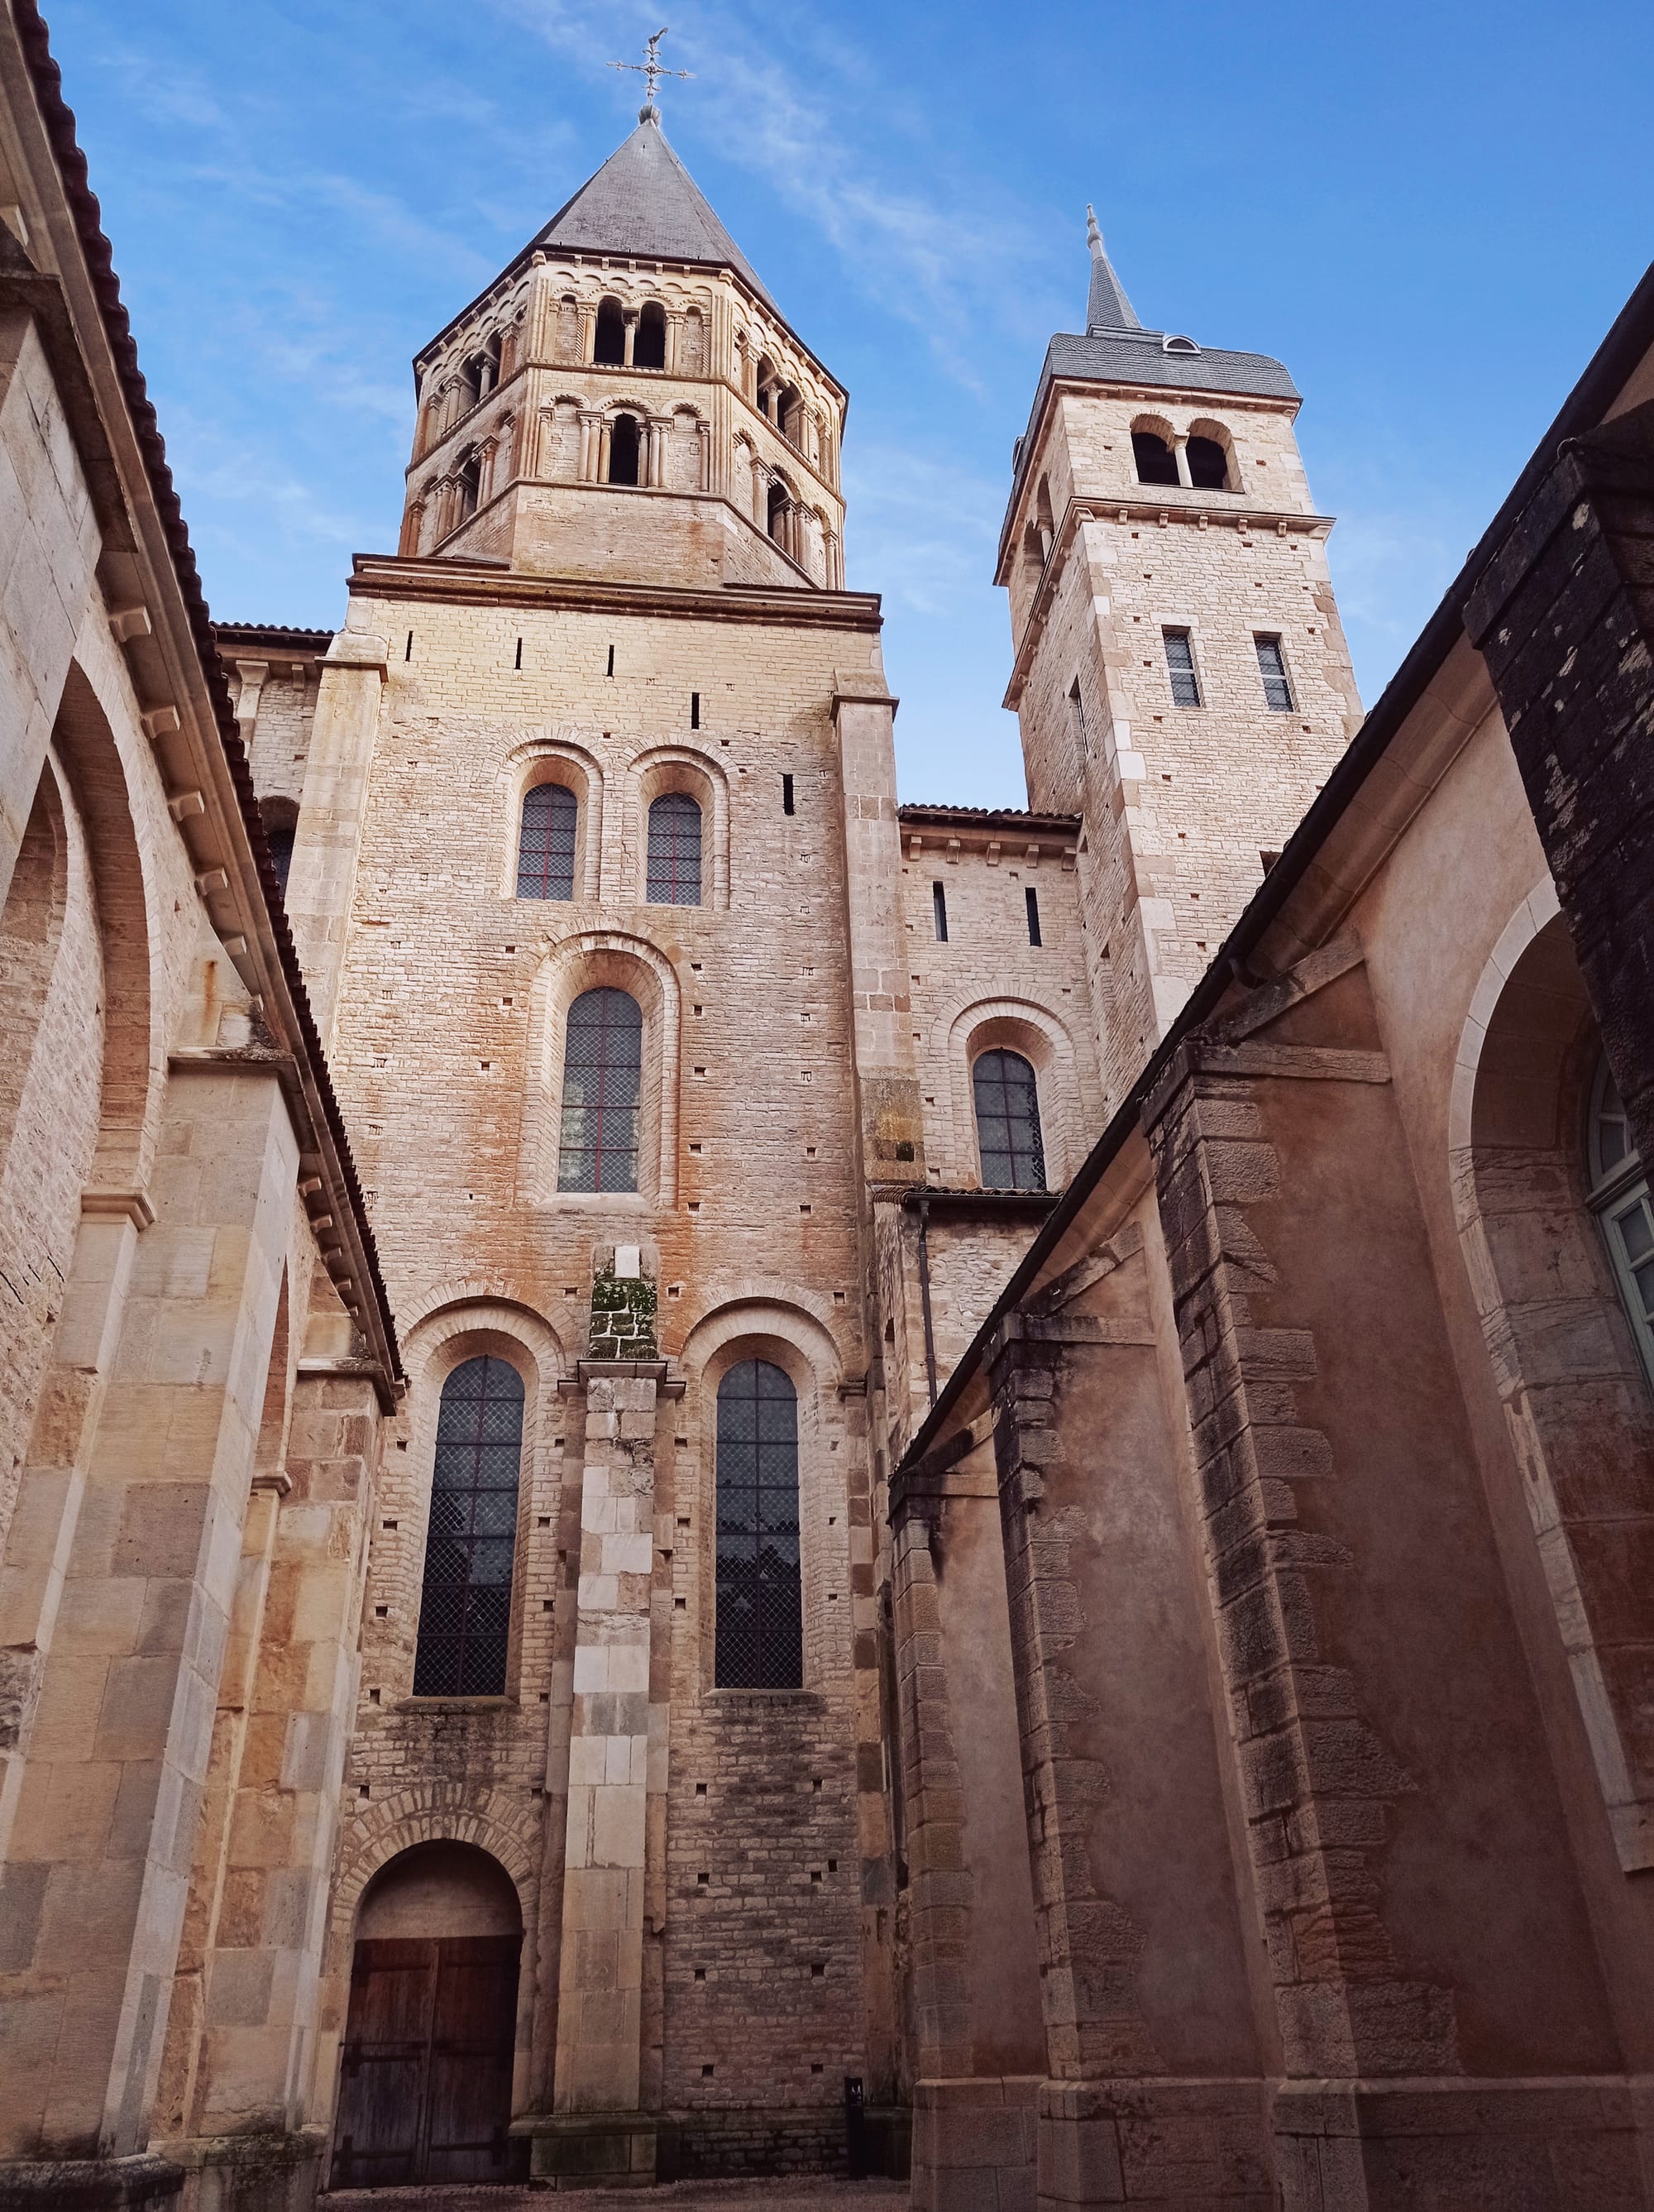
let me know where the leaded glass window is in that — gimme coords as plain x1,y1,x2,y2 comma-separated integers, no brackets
1164,629,1201,707
1588,1056,1654,1381
973,1048,1046,1191
413,1356,523,1697
558,987,643,1193
647,792,702,906
1255,634,1294,713
518,783,576,898
715,1360,802,1689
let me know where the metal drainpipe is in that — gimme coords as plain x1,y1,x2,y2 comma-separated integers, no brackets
915,1194,939,1408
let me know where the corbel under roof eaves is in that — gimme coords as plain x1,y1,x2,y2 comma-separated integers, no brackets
6,0,400,1399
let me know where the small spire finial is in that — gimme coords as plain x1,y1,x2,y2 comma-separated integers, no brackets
609,26,692,123
1083,202,1143,334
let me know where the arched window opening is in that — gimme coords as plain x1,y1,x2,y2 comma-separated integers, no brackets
1588,1056,1654,1378
261,801,297,898
756,356,778,419
456,357,483,413
414,1356,524,1697
973,1047,1046,1190
767,481,788,543
558,987,643,1192
517,783,576,900
634,300,667,370
1132,430,1178,486
776,383,801,445
456,447,482,520
646,791,702,906
594,297,626,366
609,412,641,486
1187,434,1229,491
715,1359,802,1689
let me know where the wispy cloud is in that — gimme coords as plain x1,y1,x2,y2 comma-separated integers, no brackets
485,0,1060,382
844,445,1003,616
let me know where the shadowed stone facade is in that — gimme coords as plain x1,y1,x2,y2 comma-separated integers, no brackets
3,8,1654,2210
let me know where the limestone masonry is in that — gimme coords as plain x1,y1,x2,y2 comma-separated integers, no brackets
4,9,1654,2209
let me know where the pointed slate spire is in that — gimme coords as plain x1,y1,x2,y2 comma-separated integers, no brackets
1085,205,1141,334
533,113,776,310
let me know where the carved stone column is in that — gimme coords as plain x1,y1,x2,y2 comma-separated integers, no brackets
647,416,670,489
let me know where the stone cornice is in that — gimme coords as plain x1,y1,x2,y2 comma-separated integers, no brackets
347,552,883,634
1001,493,1335,711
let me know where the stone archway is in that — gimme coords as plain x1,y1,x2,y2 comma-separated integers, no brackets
332,1841,525,2189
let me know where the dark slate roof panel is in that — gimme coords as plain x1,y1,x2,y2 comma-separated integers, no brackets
1045,330,1299,400
535,117,777,311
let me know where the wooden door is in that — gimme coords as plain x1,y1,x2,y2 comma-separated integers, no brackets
333,1934,520,2186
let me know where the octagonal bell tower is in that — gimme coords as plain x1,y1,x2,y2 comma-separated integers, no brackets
399,103,847,593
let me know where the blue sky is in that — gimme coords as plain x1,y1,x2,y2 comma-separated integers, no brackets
45,0,1653,807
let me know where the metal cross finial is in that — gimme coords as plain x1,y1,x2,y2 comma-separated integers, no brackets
610,27,692,120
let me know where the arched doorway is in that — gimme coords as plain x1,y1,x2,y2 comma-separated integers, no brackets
332,1841,523,2186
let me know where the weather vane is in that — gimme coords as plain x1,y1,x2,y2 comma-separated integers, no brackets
610,27,692,120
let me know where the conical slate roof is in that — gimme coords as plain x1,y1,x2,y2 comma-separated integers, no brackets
1085,205,1140,334
534,111,776,310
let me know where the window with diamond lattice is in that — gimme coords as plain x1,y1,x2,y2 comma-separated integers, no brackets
413,1357,524,1697
973,1048,1046,1191
517,783,576,899
715,1360,802,1689
647,791,702,905
557,987,643,1193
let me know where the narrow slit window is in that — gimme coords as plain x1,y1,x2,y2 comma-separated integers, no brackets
413,1355,523,1697
715,1360,801,1688
690,692,700,729
1164,629,1201,707
782,773,795,816
517,783,576,900
932,882,948,942
1025,886,1042,946
1255,634,1294,712
514,637,523,669
605,644,614,677
647,791,703,906
558,987,643,1193
973,1049,1046,1191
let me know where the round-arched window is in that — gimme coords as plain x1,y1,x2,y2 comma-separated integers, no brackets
715,1359,802,1689
414,1355,524,1697
558,987,643,1193
1587,1054,1654,1374
973,1048,1046,1191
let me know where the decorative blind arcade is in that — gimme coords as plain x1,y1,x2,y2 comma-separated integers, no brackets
414,1356,524,1697
518,783,577,898
647,791,702,905
558,987,643,1193
973,1048,1047,1191
715,1360,803,1689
